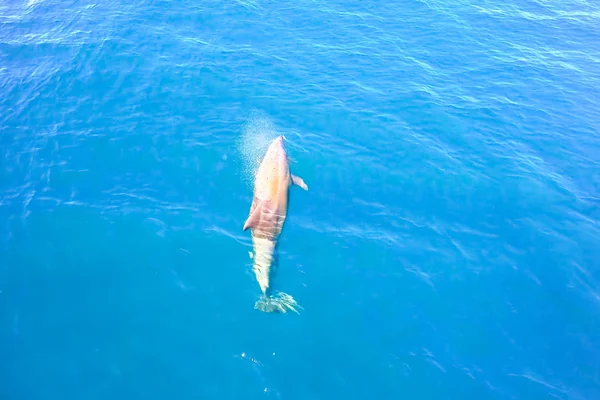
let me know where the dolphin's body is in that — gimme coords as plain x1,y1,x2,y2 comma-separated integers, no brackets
243,135,308,313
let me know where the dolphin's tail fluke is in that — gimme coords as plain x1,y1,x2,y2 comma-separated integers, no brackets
250,237,300,313
255,291,302,314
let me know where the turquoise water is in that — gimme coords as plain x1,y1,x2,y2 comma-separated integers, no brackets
1,0,600,398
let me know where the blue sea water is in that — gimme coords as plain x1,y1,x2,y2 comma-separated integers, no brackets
1,0,600,398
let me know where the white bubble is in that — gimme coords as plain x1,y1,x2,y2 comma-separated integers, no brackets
236,111,281,188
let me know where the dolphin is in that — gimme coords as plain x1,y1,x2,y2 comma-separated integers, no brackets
243,135,308,313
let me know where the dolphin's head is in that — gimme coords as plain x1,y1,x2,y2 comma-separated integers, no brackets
265,135,287,159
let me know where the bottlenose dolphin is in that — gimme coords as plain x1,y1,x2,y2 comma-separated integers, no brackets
243,135,308,313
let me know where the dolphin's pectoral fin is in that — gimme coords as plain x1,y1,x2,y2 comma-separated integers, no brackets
243,204,262,231
291,174,308,190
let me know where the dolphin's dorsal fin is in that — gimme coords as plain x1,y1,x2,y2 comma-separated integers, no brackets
291,174,308,190
243,204,262,231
